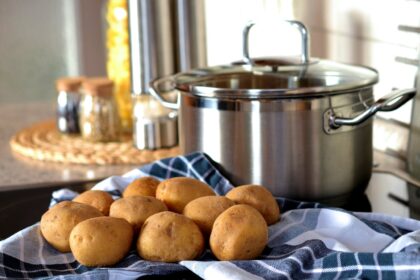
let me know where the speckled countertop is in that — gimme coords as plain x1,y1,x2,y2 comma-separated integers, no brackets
0,102,139,191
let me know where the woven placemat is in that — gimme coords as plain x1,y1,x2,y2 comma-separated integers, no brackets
10,120,180,165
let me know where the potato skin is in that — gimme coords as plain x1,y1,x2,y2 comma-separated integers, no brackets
210,204,268,261
40,201,103,252
156,177,215,213
109,196,167,232
183,196,235,236
226,185,280,225
137,211,204,262
73,190,114,215
123,177,160,198
69,216,133,266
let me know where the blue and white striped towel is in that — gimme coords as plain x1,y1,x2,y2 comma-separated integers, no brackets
1,152,419,279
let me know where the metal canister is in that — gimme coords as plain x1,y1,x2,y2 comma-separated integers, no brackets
127,0,177,149
127,0,206,150
132,94,178,149
174,0,207,71
56,77,84,134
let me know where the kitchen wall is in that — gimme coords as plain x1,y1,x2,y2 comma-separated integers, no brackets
293,0,419,124
0,0,107,103
204,0,296,65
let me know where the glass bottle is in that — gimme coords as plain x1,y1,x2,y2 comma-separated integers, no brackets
79,78,120,142
56,77,84,134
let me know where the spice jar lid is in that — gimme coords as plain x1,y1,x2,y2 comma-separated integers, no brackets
56,77,85,92
82,78,114,97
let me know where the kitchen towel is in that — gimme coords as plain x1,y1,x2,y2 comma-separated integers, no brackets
1,152,420,280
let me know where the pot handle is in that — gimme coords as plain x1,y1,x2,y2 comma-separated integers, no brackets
329,88,416,129
149,76,179,110
243,20,310,64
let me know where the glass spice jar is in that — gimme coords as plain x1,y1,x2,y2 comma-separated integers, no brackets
56,77,84,134
79,78,120,142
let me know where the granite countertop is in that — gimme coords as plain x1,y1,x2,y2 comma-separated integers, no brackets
0,102,139,191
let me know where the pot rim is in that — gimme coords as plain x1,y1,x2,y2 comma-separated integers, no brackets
179,79,378,100
172,61,379,99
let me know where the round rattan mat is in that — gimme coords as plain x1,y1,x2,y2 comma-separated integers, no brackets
10,120,180,165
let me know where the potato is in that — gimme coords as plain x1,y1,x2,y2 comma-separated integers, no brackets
183,196,235,236
156,177,216,213
225,184,280,225
70,216,133,266
73,190,114,215
137,211,204,262
109,196,167,233
123,176,160,198
210,204,268,260
40,201,103,252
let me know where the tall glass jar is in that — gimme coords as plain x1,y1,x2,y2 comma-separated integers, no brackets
56,77,84,134
79,78,120,142
106,0,132,133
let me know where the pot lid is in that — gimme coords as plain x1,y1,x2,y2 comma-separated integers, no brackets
172,20,378,99
174,59,378,99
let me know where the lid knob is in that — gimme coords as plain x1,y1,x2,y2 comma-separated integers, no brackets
242,20,310,65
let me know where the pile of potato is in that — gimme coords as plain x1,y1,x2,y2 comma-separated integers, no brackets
40,176,281,266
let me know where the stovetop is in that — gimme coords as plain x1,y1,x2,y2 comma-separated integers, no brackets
330,172,420,219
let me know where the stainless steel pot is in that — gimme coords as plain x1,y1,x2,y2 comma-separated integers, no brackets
150,21,416,201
